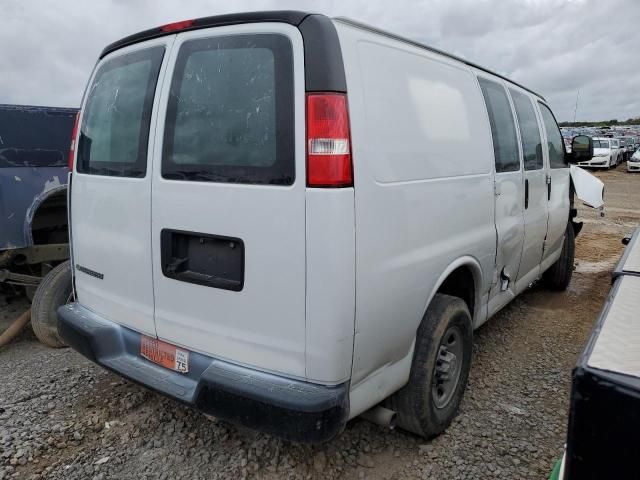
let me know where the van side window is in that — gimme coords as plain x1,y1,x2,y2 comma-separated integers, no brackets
509,90,543,170
162,34,294,185
478,78,520,173
77,46,164,177
538,103,567,169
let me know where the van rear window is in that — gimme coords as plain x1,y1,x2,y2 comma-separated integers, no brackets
162,34,294,185
77,46,164,177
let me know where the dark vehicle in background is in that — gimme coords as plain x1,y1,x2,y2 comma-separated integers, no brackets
619,136,636,162
0,104,77,346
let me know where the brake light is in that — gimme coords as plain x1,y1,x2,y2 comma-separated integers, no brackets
68,112,80,171
160,19,195,32
306,93,353,187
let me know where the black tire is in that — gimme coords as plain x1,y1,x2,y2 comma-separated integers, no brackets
389,293,473,438
31,261,71,348
543,222,575,291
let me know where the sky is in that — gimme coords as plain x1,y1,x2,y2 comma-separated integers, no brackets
1,0,638,122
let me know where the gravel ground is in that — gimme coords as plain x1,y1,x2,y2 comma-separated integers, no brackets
1,168,638,480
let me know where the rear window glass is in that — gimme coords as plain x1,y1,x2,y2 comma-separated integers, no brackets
77,46,164,177
162,34,294,185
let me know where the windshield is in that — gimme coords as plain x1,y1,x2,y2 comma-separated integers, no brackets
593,140,609,148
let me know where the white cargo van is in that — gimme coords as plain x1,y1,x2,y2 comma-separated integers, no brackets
58,11,595,443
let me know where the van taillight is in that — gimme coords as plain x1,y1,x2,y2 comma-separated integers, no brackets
306,93,353,187
68,112,80,171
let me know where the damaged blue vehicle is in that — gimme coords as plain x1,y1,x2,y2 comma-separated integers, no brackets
0,104,77,347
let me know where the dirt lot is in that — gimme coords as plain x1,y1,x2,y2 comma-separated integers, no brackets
1,168,638,480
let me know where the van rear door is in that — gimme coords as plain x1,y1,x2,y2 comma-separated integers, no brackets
150,24,307,378
71,39,171,336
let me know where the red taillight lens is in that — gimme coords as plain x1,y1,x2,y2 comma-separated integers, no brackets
306,93,353,187
68,112,80,171
160,19,195,32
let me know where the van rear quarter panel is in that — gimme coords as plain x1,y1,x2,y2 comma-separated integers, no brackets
335,23,496,386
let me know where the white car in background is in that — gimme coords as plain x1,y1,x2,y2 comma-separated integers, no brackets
628,148,640,172
577,137,620,168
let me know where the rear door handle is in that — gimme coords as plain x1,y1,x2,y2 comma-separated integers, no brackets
524,179,529,209
547,175,551,201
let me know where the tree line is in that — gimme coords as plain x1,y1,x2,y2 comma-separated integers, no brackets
559,117,640,127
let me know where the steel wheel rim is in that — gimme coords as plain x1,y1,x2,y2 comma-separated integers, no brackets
432,326,464,409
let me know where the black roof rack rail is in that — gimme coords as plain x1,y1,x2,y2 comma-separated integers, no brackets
333,17,546,101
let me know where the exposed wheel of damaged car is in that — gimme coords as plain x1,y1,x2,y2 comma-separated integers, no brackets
31,260,71,348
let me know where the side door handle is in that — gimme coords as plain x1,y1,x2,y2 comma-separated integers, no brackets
524,179,529,209
546,174,551,201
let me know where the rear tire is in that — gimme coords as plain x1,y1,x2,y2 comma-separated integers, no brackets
543,223,575,291
31,261,71,348
389,293,472,438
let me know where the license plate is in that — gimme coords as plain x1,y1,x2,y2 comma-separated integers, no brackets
140,335,189,373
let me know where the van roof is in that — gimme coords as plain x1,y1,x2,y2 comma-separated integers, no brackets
100,10,545,101
334,17,545,101
100,10,311,58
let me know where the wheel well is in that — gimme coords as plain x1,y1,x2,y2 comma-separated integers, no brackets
30,190,68,245
436,266,475,318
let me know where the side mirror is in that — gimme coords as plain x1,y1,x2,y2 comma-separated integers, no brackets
568,135,593,163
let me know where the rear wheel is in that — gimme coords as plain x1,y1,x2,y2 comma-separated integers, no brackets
31,261,71,348
543,222,575,291
389,293,473,438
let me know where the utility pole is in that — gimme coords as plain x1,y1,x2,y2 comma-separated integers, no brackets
573,90,580,123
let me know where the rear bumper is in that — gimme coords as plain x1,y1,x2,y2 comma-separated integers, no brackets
57,303,349,443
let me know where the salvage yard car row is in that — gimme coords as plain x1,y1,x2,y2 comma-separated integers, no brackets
562,125,640,172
